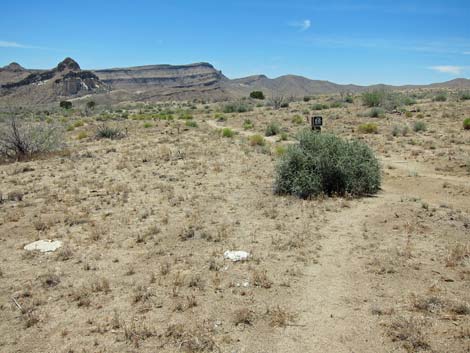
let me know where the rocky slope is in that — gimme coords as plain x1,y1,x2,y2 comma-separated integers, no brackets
0,58,108,105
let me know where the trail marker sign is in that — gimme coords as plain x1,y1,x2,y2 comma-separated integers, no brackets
311,116,323,132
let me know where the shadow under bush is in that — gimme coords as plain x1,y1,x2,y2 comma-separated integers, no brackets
274,131,381,198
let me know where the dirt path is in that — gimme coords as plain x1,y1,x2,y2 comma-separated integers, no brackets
259,193,394,353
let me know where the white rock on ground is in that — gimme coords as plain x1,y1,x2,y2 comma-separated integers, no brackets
24,240,63,252
223,250,250,262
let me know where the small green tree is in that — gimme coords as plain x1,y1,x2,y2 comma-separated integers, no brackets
60,101,72,110
250,91,265,100
86,101,96,110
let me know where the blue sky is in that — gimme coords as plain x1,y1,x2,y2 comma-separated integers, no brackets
1,0,469,85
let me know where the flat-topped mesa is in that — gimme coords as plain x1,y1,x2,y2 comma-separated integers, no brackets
94,62,227,91
57,57,80,72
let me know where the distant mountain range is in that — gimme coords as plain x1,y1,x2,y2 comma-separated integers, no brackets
1,57,469,105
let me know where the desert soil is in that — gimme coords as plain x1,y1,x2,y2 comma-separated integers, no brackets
0,95,469,353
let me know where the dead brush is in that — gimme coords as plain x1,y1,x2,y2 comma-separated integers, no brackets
251,269,273,289
164,323,217,353
124,320,156,348
38,272,61,288
445,242,470,267
133,285,154,303
411,294,445,313
20,304,41,328
387,317,430,352
90,277,111,293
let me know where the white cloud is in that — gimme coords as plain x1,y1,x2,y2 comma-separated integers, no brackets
0,41,30,48
428,66,464,75
464,51,470,55
289,19,311,32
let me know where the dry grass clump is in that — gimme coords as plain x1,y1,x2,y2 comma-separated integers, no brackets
164,323,217,352
233,308,255,326
267,306,295,327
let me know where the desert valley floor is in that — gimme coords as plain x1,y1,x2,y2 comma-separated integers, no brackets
0,94,469,352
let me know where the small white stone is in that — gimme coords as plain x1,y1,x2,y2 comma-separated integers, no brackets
24,240,63,253
223,250,250,262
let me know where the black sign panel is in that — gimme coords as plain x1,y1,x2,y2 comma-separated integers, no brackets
313,116,323,126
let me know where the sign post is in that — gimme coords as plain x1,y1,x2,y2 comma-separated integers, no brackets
311,116,322,132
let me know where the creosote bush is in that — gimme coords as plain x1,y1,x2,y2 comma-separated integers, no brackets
0,117,64,161
274,131,381,198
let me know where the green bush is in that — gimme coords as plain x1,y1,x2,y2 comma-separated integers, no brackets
223,102,251,113
433,93,447,102
249,134,265,146
143,122,153,128
221,128,234,138
60,100,72,110
250,91,265,100
274,131,381,198
243,119,254,130
392,125,409,137
459,92,470,101
303,96,311,102
413,121,427,132
329,101,343,109
265,122,280,136
358,123,378,134
361,90,386,107
185,120,198,128
292,115,304,125
312,103,329,111
344,95,354,103
368,107,385,118
463,118,470,130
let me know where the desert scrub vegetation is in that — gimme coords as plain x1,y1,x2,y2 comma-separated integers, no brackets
463,118,470,130
222,101,252,113
362,90,386,107
95,124,126,139
368,107,385,118
243,119,254,129
265,122,281,136
433,93,447,102
221,127,234,138
291,115,304,125
413,121,427,133
249,134,266,146
249,90,265,100
274,131,381,198
0,117,64,161
358,123,378,134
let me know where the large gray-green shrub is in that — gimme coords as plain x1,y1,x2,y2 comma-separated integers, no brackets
274,131,381,198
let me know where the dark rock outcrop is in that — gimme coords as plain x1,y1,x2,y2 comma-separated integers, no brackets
0,58,108,102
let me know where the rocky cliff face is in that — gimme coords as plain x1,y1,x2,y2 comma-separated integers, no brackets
0,58,108,104
94,62,227,97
